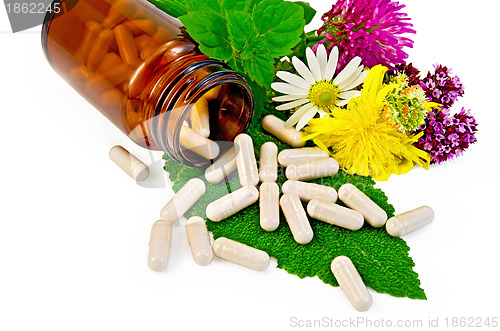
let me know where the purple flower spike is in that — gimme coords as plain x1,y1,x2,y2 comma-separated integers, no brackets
415,108,478,164
420,64,465,109
315,0,416,70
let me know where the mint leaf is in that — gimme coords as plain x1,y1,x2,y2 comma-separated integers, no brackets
148,0,188,17
160,0,305,88
294,1,316,25
179,11,233,61
185,0,222,15
244,0,263,11
163,103,426,300
226,11,258,52
253,0,305,57
242,48,275,88
221,0,253,12
245,76,267,121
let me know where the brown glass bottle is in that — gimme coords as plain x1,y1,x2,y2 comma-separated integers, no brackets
42,0,254,167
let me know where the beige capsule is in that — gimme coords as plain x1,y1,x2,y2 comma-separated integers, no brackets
280,193,313,244
278,147,329,167
234,134,259,187
307,199,364,231
262,115,306,148
160,178,206,224
190,97,211,138
179,125,219,160
386,206,434,237
206,186,259,222
282,180,337,203
204,147,237,184
147,220,172,272
285,158,339,181
259,182,280,232
259,142,278,182
212,237,270,271
186,216,214,266
338,183,387,228
331,256,372,312
204,85,221,100
109,145,149,181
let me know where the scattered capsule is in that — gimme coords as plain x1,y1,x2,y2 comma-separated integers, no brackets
206,186,259,222
262,115,306,148
282,180,337,203
147,220,172,272
285,158,339,181
259,182,280,232
259,142,278,182
278,147,329,167
160,178,206,224
179,125,220,160
307,199,364,231
185,216,214,266
109,145,149,181
338,183,387,228
212,237,270,271
331,256,372,312
234,134,259,187
114,24,141,67
190,97,211,138
386,206,434,237
280,193,313,244
204,147,237,184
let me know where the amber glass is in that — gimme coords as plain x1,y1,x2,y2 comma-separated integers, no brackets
42,0,254,167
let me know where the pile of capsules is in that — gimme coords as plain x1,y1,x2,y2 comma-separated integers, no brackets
109,114,434,312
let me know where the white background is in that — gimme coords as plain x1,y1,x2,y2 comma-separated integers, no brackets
1,1,499,330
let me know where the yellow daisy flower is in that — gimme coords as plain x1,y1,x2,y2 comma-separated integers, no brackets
302,65,430,181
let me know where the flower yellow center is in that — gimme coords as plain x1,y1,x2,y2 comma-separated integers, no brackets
308,80,339,110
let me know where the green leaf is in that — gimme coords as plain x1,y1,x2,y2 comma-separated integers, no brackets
243,0,264,12
294,1,316,25
169,0,306,88
221,0,252,12
163,104,427,301
252,0,305,57
226,11,258,52
179,11,233,61
148,0,188,17
245,77,267,122
185,0,222,15
242,49,275,88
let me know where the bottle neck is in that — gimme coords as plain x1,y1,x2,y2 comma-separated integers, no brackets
138,47,254,167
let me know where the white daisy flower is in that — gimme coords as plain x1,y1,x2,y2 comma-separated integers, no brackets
271,44,369,131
